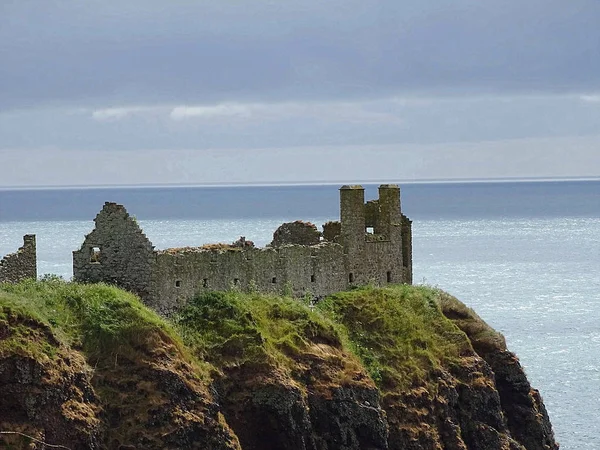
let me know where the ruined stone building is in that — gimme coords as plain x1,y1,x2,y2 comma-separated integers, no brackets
73,185,412,314
0,235,37,283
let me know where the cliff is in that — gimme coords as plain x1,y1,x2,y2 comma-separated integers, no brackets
0,279,558,450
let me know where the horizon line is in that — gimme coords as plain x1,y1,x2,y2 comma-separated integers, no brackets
1,175,600,191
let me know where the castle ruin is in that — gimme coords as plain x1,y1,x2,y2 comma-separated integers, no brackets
73,185,412,315
0,235,37,283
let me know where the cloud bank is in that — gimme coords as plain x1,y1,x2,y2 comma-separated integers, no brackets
1,1,599,186
2,0,599,111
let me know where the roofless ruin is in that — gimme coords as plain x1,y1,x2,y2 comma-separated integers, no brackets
73,185,412,314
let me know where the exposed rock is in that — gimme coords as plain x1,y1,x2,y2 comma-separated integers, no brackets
93,332,240,450
438,292,558,450
214,346,389,450
0,309,102,449
0,307,240,450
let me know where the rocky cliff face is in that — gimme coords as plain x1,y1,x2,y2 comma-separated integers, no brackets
0,281,558,449
373,293,558,450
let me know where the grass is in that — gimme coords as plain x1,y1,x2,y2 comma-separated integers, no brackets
174,285,473,393
0,279,475,395
0,277,189,367
174,290,345,372
317,284,472,390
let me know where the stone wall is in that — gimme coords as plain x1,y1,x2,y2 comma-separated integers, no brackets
0,235,37,282
73,202,155,298
150,243,347,314
73,185,413,315
340,185,405,287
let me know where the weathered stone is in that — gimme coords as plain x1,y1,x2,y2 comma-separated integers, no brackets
271,221,321,247
322,221,341,242
73,186,413,315
0,234,37,283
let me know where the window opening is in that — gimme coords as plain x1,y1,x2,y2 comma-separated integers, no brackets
175,280,181,288
386,271,392,283
311,275,315,283
348,273,354,283
90,246,101,263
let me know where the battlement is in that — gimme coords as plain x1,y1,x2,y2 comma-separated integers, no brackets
0,234,37,283
73,185,412,315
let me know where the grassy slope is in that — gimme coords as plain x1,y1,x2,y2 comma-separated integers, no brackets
174,290,345,371
0,280,473,391
173,284,473,394
0,278,243,449
317,285,472,390
0,278,190,369
0,280,480,448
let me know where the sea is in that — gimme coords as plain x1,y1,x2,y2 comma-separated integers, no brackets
1,180,599,449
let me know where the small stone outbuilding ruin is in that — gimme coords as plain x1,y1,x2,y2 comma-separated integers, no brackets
0,235,37,283
73,185,412,314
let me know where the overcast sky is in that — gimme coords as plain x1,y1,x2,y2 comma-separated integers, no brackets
1,0,600,187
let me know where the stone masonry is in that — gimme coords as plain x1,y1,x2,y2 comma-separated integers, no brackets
73,185,412,315
0,235,37,283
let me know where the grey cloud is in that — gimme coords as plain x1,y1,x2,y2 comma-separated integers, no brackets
1,95,599,152
1,0,599,111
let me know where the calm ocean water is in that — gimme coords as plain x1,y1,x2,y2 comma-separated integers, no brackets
1,180,599,449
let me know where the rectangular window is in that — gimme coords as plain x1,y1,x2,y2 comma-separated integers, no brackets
349,273,354,283
175,280,181,288
272,277,277,284
310,275,315,283
202,278,209,288
90,246,101,263
386,271,392,283
234,278,240,285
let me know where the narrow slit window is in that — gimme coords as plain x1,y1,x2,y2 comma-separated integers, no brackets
175,280,182,288
90,246,101,263
310,275,315,283
386,271,392,283
348,273,354,283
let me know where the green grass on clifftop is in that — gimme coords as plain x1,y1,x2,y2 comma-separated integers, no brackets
0,277,186,365
174,285,472,391
1,280,473,392
317,285,472,390
174,290,345,372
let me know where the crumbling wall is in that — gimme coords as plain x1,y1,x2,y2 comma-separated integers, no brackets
72,202,155,298
322,221,341,242
0,235,37,282
271,221,321,247
151,243,347,315
73,184,413,315
339,185,408,287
